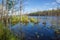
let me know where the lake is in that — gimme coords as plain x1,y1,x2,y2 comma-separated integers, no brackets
10,16,60,40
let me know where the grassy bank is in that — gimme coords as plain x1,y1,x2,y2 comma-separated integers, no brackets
0,22,20,40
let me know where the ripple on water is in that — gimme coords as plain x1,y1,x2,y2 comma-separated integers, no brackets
10,22,56,40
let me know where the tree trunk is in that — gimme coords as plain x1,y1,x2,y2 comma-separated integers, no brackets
1,0,4,23
6,0,9,27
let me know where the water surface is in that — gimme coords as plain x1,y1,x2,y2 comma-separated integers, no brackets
10,16,60,40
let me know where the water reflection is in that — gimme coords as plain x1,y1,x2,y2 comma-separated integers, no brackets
10,16,60,40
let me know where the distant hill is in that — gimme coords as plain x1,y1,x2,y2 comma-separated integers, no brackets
28,9,60,16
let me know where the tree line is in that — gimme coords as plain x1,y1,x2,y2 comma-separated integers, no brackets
28,9,60,16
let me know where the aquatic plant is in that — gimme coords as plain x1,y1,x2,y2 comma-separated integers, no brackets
30,17,38,24
42,21,46,25
55,29,60,34
10,16,39,26
11,16,29,25
11,16,20,25
21,16,29,24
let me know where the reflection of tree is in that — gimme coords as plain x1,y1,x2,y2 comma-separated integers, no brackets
56,0,60,29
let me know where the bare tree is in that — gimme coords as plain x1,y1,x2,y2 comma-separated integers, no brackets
20,0,23,23
1,0,3,22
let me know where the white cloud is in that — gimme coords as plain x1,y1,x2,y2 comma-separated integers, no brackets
45,2,57,6
9,10,20,16
45,3,50,6
48,8,57,10
48,8,53,10
56,0,60,3
51,2,56,5
29,8,42,13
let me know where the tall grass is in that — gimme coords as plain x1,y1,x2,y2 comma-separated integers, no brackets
0,22,20,40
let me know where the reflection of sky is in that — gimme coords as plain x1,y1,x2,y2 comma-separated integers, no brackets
0,0,60,14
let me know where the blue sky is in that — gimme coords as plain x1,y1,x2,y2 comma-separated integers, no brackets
22,0,60,13
0,0,60,14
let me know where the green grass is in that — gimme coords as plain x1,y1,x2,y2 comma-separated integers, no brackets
11,16,38,26
0,22,20,40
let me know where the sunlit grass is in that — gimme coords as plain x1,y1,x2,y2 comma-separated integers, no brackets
29,17,38,24
11,16,38,26
0,21,20,40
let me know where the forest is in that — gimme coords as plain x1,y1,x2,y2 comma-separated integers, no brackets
28,9,60,16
